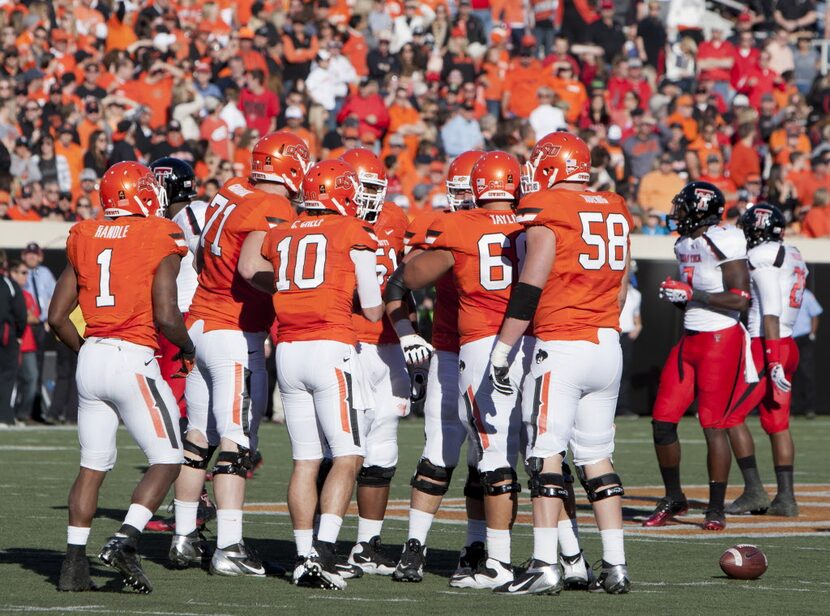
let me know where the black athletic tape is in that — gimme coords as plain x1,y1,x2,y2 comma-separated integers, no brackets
383,265,410,303
505,282,543,321
652,420,679,446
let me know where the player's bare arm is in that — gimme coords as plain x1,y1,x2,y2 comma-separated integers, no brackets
237,231,274,294
47,264,83,353
401,249,454,290
695,259,751,312
152,253,194,365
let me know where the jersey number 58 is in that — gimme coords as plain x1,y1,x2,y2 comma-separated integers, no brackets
578,212,629,271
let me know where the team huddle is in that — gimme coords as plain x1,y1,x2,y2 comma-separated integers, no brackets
44,127,802,598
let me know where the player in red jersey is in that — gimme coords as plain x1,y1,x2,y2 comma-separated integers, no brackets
490,133,633,595
171,131,307,576
49,162,193,594
391,151,528,589
330,149,411,575
390,151,490,583
643,182,752,533
246,159,383,590
723,204,805,517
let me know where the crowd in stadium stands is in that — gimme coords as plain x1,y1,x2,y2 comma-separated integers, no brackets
0,1,828,237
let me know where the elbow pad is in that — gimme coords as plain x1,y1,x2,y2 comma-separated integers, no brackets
505,282,543,321
384,264,410,304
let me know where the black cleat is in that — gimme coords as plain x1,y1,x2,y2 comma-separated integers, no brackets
295,542,346,590
392,538,427,583
725,489,770,515
334,551,363,579
455,541,486,577
99,536,152,594
58,549,96,592
348,536,396,575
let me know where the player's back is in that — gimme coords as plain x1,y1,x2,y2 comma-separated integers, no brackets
189,177,295,333
427,207,524,345
171,199,208,313
354,201,408,344
517,188,632,342
405,209,460,353
263,212,377,345
747,242,808,338
68,216,186,349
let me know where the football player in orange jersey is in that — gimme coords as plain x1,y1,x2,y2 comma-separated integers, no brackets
389,151,490,584
48,162,194,594
490,133,633,595
392,151,529,590
333,149,411,576
245,159,383,590
171,131,307,576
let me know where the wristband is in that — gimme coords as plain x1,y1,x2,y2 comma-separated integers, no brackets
728,288,751,300
505,282,542,320
691,289,710,305
393,319,416,338
491,340,513,366
764,338,782,365
181,344,195,356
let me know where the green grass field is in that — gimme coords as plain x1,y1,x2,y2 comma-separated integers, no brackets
1,417,829,615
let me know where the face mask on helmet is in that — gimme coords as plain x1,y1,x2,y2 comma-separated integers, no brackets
446,176,474,210
355,174,388,222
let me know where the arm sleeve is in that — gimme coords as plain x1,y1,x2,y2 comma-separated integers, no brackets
752,267,783,318
351,248,382,308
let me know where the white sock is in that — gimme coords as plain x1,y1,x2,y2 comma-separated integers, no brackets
67,526,90,546
174,499,199,536
486,527,511,564
557,519,581,558
408,509,435,544
294,529,314,557
317,513,343,544
357,516,384,543
533,527,558,564
216,509,243,549
600,528,625,565
466,518,486,546
121,504,153,534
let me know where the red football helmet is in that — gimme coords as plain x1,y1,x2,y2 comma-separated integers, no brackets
302,159,360,217
250,131,312,196
340,148,387,222
522,131,590,194
100,161,166,218
470,151,521,204
446,150,484,210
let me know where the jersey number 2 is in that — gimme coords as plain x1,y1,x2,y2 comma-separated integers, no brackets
578,212,629,271
790,267,806,308
96,248,115,307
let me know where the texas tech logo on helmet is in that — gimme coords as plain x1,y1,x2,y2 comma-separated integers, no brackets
752,208,772,229
693,187,716,211
153,166,173,182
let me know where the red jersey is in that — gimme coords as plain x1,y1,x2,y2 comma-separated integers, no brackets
67,216,187,350
189,178,296,333
426,208,524,346
353,202,408,345
262,213,378,345
405,210,460,354
516,189,632,342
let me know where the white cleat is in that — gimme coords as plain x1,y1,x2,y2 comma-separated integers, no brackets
449,557,513,589
560,551,595,590
209,541,265,577
494,559,563,595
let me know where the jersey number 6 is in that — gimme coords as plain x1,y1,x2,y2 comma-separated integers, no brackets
578,212,630,271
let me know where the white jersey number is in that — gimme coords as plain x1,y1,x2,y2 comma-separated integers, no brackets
201,193,237,257
95,248,115,307
275,234,327,291
478,232,526,291
578,212,629,271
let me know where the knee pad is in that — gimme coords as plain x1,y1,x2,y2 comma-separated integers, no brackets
182,441,216,470
463,465,484,500
576,465,625,502
571,427,615,465
211,444,252,479
481,466,521,496
410,458,454,496
652,420,679,446
357,465,396,487
526,457,568,499
316,457,333,492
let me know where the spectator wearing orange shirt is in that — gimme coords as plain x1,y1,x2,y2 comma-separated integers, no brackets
6,185,41,221
387,87,425,160
728,123,761,188
769,113,811,166
283,106,319,159
686,123,724,180
549,63,587,125
54,126,83,192
700,155,738,211
666,95,699,142
501,39,547,119
238,27,269,75
801,188,830,237
638,154,685,214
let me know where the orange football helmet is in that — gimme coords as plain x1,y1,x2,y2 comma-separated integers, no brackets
250,131,312,196
470,151,521,204
340,148,387,222
302,159,360,217
522,131,590,194
100,161,166,218
446,150,484,210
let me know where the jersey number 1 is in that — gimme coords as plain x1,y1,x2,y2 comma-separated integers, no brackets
96,248,115,307
578,212,629,271
275,234,327,290
201,193,237,257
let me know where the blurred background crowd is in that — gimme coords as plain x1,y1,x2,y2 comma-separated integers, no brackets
0,0,828,236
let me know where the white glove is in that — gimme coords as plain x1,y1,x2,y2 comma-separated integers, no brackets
769,362,791,393
488,340,513,396
399,333,434,366
658,277,693,304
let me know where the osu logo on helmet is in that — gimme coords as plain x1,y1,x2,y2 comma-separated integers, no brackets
302,159,359,217
446,150,484,210
100,161,167,218
522,132,590,193
250,131,312,195
340,148,388,222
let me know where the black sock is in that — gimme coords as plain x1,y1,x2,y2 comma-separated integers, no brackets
66,544,86,557
708,481,727,512
736,456,764,491
116,524,141,540
774,465,794,497
659,465,684,501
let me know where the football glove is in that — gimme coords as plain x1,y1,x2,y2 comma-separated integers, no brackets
769,362,791,394
172,346,196,378
488,340,514,396
659,277,693,304
410,365,428,403
400,333,434,366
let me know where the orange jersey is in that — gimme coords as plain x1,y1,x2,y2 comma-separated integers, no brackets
354,202,409,345
188,178,296,333
516,189,632,342
67,216,187,350
426,208,524,345
405,210,460,353
263,213,378,345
